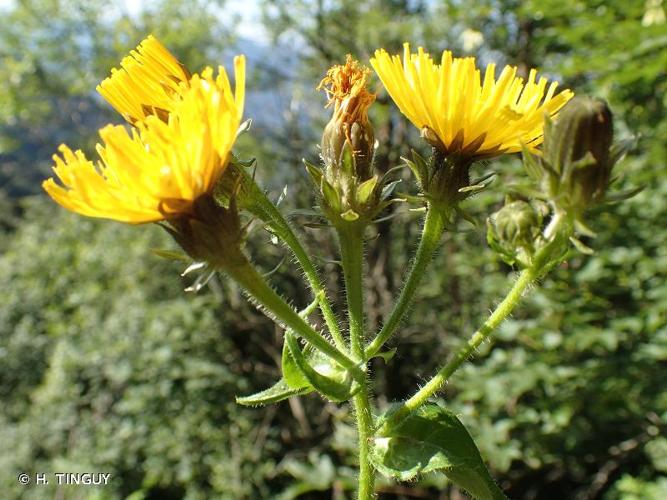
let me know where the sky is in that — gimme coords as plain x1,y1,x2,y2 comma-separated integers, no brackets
128,0,268,41
0,0,269,41
220,0,270,42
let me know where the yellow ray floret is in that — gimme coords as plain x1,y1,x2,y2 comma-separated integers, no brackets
44,61,245,224
370,43,574,157
317,55,376,125
96,35,191,123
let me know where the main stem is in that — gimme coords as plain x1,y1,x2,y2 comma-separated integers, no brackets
365,205,447,358
339,225,365,357
223,256,358,373
381,267,537,433
338,223,375,500
352,388,374,500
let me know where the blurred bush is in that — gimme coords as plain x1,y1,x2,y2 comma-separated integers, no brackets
0,199,295,499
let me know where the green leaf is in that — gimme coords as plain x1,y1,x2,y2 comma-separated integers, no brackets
282,333,312,390
604,185,644,203
455,206,479,228
303,158,323,186
608,137,635,166
356,176,378,204
380,179,402,200
378,164,406,186
341,142,355,175
229,153,257,169
458,183,487,193
236,118,253,137
281,296,323,390
321,179,341,212
236,379,312,407
404,150,429,188
569,236,594,255
371,404,507,500
574,219,597,238
571,152,597,171
284,331,360,402
471,171,496,186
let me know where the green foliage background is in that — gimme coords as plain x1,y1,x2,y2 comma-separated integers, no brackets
1,0,665,498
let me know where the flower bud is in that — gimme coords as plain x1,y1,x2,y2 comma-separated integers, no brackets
493,201,540,247
487,200,542,267
320,118,376,182
542,96,615,210
315,56,382,224
319,55,375,177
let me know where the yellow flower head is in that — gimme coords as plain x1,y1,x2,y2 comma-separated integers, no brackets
43,60,246,224
97,35,191,123
317,55,376,126
370,43,574,158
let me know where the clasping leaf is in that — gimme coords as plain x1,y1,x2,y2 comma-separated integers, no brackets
283,331,362,402
371,403,507,500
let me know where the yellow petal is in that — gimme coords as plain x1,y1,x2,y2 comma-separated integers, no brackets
45,62,245,224
96,35,190,124
372,44,574,158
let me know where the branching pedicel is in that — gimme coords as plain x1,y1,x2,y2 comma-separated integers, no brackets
43,36,631,499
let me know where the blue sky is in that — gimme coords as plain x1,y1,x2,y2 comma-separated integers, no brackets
0,0,269,41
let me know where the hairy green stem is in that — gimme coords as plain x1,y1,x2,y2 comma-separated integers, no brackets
338,224,366,358
352,389,375,500
365,205,446,358
268,214,346,350
379,212,574,431
234,164,346,350
338,223,375,500
380,267,537,433
223,256,358,373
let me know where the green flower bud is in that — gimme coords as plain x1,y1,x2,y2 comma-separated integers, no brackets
487,200,542,267
542,96,615,210
494,201,540,247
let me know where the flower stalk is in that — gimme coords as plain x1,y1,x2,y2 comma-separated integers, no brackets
220,162,346,350
221,251,360,374
337,221,376,499
269,212,347,350
365,204,447,358
379,266,537,434
380,212,574,433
